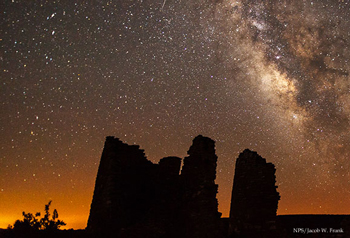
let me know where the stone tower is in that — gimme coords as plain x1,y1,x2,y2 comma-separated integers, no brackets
229,149,280,237
180,135,222,238
87,136,156,235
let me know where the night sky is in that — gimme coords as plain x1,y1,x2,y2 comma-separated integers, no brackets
1,0,350,229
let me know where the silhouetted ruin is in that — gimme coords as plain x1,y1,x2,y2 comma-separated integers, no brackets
86,136,348,238
87,135,222,238
180,135,222,238
229,149,280,237
87,136,156,235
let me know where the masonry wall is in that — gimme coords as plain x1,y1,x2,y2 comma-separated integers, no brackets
87,136,157,235
180,135,222,238
87,136,280,238
87,135,222,238
229,149,280,238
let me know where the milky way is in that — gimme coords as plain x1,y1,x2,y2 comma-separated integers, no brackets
217,0,350,172
1,0,349,229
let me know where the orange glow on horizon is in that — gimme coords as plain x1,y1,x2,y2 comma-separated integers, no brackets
2,185,349,230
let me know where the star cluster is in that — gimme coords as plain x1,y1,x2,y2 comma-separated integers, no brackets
1,0,349,229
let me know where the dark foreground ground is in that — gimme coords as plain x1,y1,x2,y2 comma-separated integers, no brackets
1,215,349,238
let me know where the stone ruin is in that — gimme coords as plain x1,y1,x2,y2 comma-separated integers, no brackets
229,149,280,237
180,136,222,238
87,135,221,238
87,136,159,236
87,136,279,238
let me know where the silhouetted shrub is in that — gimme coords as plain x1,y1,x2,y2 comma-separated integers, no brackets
10,201,66,234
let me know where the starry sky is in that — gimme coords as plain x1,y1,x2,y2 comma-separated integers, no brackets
1,0,349,230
